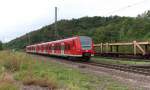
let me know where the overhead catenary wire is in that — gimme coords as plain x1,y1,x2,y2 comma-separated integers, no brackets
106,0,147,15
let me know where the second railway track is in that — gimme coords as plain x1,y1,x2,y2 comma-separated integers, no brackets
83,61,150,76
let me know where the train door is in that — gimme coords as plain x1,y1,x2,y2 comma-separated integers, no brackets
52,44,54,54
43,45,46,54
61,42,65,55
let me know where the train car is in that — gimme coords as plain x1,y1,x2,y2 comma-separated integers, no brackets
26,36,94,61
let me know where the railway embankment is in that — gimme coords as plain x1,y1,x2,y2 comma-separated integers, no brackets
32,53,150,90
0,51,130,90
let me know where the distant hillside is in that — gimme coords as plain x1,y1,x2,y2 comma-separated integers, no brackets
6,11,150,49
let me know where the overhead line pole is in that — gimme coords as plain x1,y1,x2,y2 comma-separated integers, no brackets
54,6,60,40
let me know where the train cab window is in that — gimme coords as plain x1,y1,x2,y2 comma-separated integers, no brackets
79,36,92,50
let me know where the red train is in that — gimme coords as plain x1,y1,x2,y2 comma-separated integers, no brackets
26,36,94,61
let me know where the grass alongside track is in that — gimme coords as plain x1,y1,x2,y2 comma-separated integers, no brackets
0,51,130,90
92,57,150,65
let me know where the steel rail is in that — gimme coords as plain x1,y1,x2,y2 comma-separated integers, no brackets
83,61,150,76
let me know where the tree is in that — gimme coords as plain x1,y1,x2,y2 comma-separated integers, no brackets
137,10,150,18
0,41,3,50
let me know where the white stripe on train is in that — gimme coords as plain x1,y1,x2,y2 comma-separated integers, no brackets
27,51,94,57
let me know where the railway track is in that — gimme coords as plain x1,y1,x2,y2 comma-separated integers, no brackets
94,52,150,61
83,61,150,76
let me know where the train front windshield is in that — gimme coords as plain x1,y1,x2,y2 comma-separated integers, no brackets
80,36,92,50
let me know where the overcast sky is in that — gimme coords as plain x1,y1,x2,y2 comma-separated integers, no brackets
0,0,149,42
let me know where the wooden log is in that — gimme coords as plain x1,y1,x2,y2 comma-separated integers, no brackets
106,43,109,53
94,41,149,55
94,41,150,46
133,41,137,55
100,43,103,53
116,45,119,52
110,45,113,52
145,45,148,53
133,41,146,55
136,43,146,55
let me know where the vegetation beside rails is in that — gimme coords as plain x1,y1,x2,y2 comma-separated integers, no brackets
0,51,130,90
92,57,150,65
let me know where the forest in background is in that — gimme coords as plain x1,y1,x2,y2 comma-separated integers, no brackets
5,10,150,49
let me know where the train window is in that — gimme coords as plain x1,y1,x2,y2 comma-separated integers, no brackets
49,46,51,50
54,45,57,50
55,45,57,50
55,46,56,50
65,44,70,50
50,46,51,50
58,44,61,50
54,46,56,50
54,44,61,50
80,36,92,50
65,44,68,50
56,45,58,50
57,46,59,50
58,45,60,50
45,45,47,51
57,45,59,50
64,44,67,50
